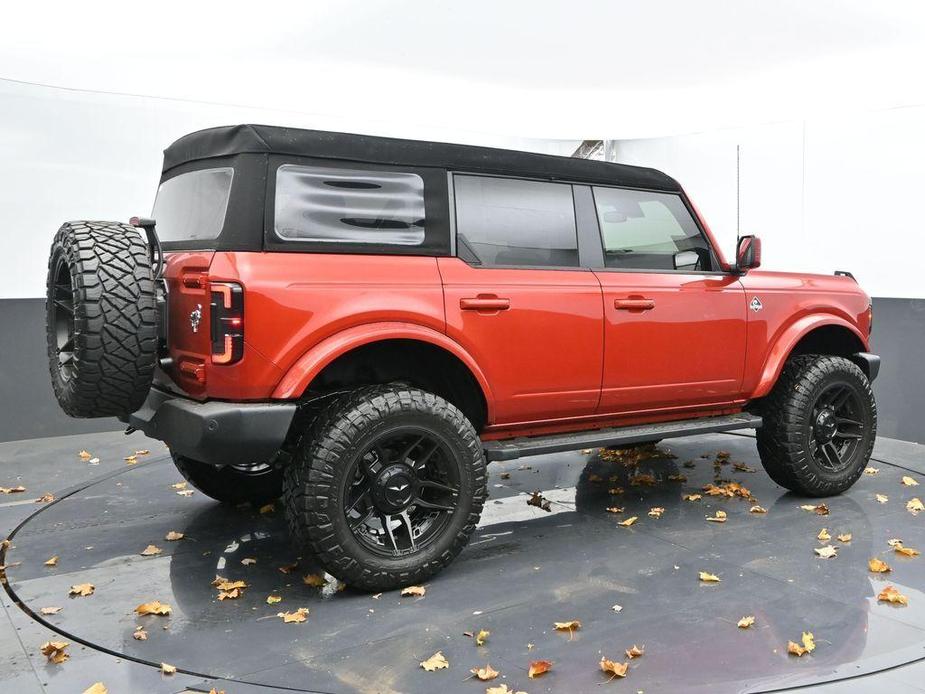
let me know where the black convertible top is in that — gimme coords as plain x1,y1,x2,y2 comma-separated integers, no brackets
162,124,680,192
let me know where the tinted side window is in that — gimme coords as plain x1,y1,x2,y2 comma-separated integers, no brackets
593,187,715,271
152,168,234,242
274,164,426,245
454,175,579,268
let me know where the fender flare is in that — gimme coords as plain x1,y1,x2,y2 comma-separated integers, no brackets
751,313,867,398
270,321,495,421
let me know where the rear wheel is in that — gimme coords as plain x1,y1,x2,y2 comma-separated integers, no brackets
757,354,876,496
172,453,283,506
283,385,487,591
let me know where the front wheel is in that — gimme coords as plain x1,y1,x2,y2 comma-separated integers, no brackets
282,385,487,592
757,354,877,496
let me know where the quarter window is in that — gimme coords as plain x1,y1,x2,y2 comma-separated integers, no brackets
274,165,426,245
454,175,579,268
592,187,714,271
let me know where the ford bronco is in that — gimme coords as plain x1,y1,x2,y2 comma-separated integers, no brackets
45,125,879,590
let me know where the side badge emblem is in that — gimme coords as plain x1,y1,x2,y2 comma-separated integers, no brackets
190,304,202,333
750,296,763,312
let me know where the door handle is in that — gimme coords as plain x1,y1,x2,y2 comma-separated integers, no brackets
614,298,655,311
460,297,511,312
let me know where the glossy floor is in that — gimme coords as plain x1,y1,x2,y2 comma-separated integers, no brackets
3,432,925,693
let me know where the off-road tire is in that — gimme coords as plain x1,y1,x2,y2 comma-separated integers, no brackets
283,385,487,592
757,354,876,496
46,221,157,418
172,453,283,506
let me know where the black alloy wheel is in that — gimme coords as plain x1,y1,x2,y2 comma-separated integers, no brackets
51,255,77,383
809,383,866,472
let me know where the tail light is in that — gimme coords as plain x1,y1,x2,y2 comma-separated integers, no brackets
210,282,244,364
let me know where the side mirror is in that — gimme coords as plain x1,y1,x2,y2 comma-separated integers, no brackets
735,235,762,272
673,249,700,270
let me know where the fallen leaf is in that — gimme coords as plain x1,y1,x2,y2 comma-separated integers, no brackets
837,533,853,543
141,544,162,556
608,487,624,495
40,640,69,664
161,662,176,674
40,606,62,615
864,466,879,475
667,473,687,482
470,664,499,681
164,531,184,541
401,585,426,597
888,538,904,548
302,573,327,587
876,494,889,504
171,482,187,490
895,545,921,557
749,505,767,514
699,571,721,583
554,619,581,634
420,651,449,671
135,600,172,616
69,583,95,597
213,578,247,591
706,510,727,523
528,659,552,678
600,657,629,678
83,684,108,694
617,516,638,527
587,473,604,483
79,450,92,460
0,485,26,494
625,644,644,658
605,506,624,513
527,490,552,512
135,450,150,456
476,629,490,646
878,585,909,605
499,472,512,480
241,558,257,566
902,476,920,487
800,503,829,515
733,462,756,473
35,493,55,503
176,489,194,497
737,615,755,629
278,562,299,574
815,545,838,559
868,558,892,573
630,473,657,486
907,498,924,514
684,494,702,502
133,625,147,640
787,631,816,656
266,594,282,604
218,588,242,600
648,507,665,518
44,555,59,567
259,502,275,514
124,455,137,465
817,528,831,542
276,607,309,623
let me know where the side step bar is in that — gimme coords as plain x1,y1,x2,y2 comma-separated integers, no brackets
482,413,763,462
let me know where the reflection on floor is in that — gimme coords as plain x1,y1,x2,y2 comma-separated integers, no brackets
2,431,925,693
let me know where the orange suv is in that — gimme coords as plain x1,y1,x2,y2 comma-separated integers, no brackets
45,125,879,590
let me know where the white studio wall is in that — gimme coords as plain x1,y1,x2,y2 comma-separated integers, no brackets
613,106,925,300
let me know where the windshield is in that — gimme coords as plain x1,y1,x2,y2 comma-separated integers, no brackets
152,167,234,242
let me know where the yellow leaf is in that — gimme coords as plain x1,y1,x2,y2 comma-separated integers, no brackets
749,505,767,514
40,640,69,664
600,657,629,678
40,606,62,615
605,506,624,513
141,544,162,556
487,685,527,694
617,516,638,527
800,503,829,515
706,510,727,523
684,494,702,502
625,644,644,658
78,450,92,460
868,558,892,573
0,485,26,494
648,507,665,518
135,600,172,616
902,476,919,486
35,493,55,503
213,578,247,591
554,619,581,633
787,631,816,656
171,482,187,490
878,585,909,605
161,662,176,674
401,585,426,597
69,583,95,597
907,498,924,514
699,571,721,583
895,545,921,557
44,555,59,567
303,573,327,587
528,659,552,678
164,531,184,541
737,615,755,628
135,450,150,456
218,588,242,600
470,664,499,681
276,607,309,623
864,466,879,475
259,502,275,514
817,528,831,542
266,594,282,604
124,455,137,464
83,684,107,694
837,533,853,543
476,629,490,646
814,545,838,559
420,651,449,671
876,494,889,504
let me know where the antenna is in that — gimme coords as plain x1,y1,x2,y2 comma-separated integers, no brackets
736,144,741,243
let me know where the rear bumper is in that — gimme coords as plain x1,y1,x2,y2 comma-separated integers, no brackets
121,387,297,466
851,352,881,382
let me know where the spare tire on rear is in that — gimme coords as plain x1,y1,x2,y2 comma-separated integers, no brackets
46,221,157,418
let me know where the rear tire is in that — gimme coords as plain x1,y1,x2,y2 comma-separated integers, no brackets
283,385,487,592
46,221,157,418
756,354,876,496
172,453,283,506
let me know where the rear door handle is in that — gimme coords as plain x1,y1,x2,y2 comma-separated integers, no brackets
460,297,511,312
614,298,655,311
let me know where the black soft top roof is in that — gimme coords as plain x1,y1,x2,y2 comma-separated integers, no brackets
163,124,680,192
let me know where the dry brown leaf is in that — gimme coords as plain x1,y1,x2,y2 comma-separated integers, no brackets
133,625,147,640
587,473,604,483
737,615,755,628
527,490,552,512
706,510,727,523
499,472,512,480
617,516,638,527
171,482,187,490
401,585,426,597
704,481,753,499
749,505,767,514
135,449,150,456
218,588,242,600
815,545,838,559
625,644,644,659
864,466,879,475
554,619,581,634
277,607,309,623
44,555,59,567
79,450,92,460
878,585,909,605
907,498,925,514
266,594,282,605
817,528,831,542
141,544,162,556
278,562,299,574
259,502,275,514
302,573,327,587
135,600,172,616
69,583,95,597
476,629,490,646
733,462,756,473
667,473,687,482
837,533,853,543
608,487,624,495
605,506,625,513
40,606,62,615
699,571,721,583
630,473,657,486
648,507,665,518
470,664,499,681
40,640,69,664
600,657,629,678
528,659,552,678
895,545,921,557
902,476,920,486
420,651,449,671
787,631,816,656
869,558,892,573
0,485,26,494
124,455,137,465
684,494,702,502
161,662,176,674
35,493,55,503
83,684,108,694
164,531,184,541
213,578,247,591
876,494,889,504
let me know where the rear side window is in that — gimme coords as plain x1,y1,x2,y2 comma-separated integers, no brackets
274,164,426,245
454,175,579,268
592,187,715,271
152,168,234,242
